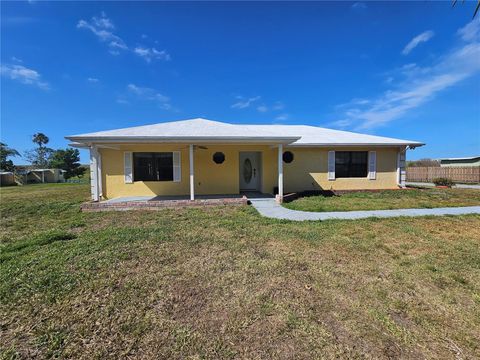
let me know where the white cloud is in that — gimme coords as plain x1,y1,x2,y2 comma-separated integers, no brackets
125,83,171,109
275,113,289,121
260,101,286,112
0,64,49,90
335,97,370,110
272,101,285,111
231,96,260,109
78,13,171,62
77,13,128,55
127,83,149,96
333,20,480,131
402,30,434,55
329,119,352,128
457,18,480,42
87,77,99,83
92,11,114,29
351,2,367,11
11,56,23,63
116,98,129,105
134,47,171,63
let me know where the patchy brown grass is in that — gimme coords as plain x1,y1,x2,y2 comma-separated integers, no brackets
1,184,480,359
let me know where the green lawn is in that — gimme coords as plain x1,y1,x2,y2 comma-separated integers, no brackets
283,188,480,212
1,184,479,359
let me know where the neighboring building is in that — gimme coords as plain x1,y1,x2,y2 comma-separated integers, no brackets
66,118,424,201
439,156,480,167
0,171,15,186
26,169,66,183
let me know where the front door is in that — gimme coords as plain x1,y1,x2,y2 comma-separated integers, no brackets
239,152,261,191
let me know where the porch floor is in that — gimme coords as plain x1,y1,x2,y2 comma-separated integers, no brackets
81,192,273,212
102,191,273,204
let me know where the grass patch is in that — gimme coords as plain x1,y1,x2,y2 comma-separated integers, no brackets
283,188,480,212
1,183,479,358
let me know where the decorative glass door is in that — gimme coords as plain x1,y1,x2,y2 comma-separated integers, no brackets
239,152,261,191
243,158,253,184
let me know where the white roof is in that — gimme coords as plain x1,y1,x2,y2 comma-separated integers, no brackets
66,118,424,147
440,156,480,161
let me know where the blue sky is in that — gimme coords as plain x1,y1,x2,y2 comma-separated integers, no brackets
1,1,479,163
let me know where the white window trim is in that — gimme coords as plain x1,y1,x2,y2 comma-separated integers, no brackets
368,151,376,180
173,151,181,182
128,151,182,183
328,150,335,180
124,151,133,184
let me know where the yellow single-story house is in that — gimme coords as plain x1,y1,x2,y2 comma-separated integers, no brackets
66,118,424,202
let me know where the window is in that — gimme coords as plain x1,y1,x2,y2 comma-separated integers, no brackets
335,151,368,178
213,152,225,164
283,151,294,163
133,152,173,181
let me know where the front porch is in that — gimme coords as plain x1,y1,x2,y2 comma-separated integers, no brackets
80,192,274,212
88,143,287,203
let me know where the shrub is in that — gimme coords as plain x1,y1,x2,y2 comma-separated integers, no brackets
433,177,455,187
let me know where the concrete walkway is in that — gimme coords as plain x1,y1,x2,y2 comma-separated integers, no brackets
406,182,480,189
250,199,480,221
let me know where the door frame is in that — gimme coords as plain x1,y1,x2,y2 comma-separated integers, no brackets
239,151,262,191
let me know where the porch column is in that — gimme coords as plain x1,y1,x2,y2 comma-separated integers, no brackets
97,150,103,198
189,144,195,200
89,145,100,201
397,146,406,188
278,144,283,201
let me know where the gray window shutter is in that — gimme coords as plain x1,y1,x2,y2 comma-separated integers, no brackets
368,151,376,180
173,151,181,182
124,152,133,183
328,150,335,180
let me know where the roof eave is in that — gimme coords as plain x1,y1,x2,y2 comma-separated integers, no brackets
288,142,425,148
65,135,301,145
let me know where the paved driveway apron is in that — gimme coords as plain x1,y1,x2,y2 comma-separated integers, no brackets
249,199,480,221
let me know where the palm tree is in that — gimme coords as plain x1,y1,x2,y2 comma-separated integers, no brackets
0,142,20,158
26,133,52,167
0,142,20,171
32,133,49,148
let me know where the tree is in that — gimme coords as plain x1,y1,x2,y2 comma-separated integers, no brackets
32,132,49,148
0,142,20,171
49,148,84,179
24,132,53,167
407,158,440,167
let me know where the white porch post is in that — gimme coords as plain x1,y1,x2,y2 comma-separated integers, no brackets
41,171,45,183
189,144,195,200
89,145,99,201
397,146,407,188
97,150,102,198
277,144,283,202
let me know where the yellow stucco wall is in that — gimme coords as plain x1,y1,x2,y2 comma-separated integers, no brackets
283,147,399,192
99,144,400,199
100,144,278,199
